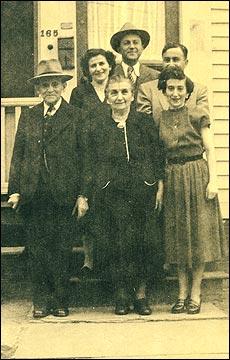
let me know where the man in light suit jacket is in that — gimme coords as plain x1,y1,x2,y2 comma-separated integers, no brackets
8,59,89,318
137,42,210,125
110,23,159,103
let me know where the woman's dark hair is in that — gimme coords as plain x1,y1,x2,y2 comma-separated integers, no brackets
158,65,194,96
80,48,116,80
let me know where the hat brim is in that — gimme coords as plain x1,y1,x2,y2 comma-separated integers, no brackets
110,29,150,53
28,73,73,84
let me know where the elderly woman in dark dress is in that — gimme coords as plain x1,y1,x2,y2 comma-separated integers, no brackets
70,49,116,275
158,66,226,314
78,74,164,315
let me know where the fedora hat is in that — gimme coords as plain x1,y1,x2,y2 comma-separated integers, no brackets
110,23,150,53
28,59,73,84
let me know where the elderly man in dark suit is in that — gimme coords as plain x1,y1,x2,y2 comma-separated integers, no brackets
110,23,159,103
137,42,210,124
8,59,89,318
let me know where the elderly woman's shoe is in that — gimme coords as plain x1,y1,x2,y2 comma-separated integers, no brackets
171,299,188,314
187,299,202,314
115,300,130,315
134,298,152,315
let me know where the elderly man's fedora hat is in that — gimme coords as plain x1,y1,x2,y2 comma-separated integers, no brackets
110,23,150,53
28,59,73,84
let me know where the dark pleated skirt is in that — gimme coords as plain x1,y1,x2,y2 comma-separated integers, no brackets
163,158,226,267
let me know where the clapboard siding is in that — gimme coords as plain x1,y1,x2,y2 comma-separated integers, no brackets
212,106,229,119
217,175,229,189
211,9,229,22
213,92,229,106
211,1,229,9
214,134,228,147
213,120,229,134
213,78,229,91
215,148,229,162
211,23,229,36
216,161,229,175
212,50,229,64
212,37,229,50
211,1,229,219
212,64,229,78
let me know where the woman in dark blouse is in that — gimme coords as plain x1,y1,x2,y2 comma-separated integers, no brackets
70,49,116,275
69,48,116,114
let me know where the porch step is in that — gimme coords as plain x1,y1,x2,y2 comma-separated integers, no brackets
166,271,229,281
1,246,84,255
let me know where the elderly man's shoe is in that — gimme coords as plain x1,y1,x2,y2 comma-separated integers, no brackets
115,301,130,315
134,298,152,315
53,308,69,317
33,307,50,319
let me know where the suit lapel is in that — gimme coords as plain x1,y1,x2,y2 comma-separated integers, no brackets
157,89,169,110
30,102,44,140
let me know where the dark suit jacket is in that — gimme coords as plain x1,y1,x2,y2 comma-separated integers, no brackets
113,63,159,102
83,107,164,195
69,81,109,115
8,98,86,206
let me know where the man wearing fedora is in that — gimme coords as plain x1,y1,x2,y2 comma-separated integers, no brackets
110,23,159,103
8,59,89,318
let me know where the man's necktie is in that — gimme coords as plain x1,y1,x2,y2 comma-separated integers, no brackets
45,104,55,118
43,104,55,173
127,66,135,85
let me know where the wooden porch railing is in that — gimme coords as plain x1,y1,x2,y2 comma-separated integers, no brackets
1,97,41,194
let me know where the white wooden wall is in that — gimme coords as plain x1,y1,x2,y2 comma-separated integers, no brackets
180,1,229,219
211,1,229,219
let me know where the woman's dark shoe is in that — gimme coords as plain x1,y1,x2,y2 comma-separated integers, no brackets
171,299,188,314
134,298,152,315
187,299,202,314
115,300,130,315
52,308,69,317
33,307,50,319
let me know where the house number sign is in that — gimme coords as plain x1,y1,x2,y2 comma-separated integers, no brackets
41,30,59,37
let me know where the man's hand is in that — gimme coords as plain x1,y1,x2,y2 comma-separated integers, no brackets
8,193,20,210
72,196,89,220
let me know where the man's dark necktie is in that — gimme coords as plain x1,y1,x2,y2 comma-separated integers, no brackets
43,104,55,172
127,66,135,85
45,104,55,118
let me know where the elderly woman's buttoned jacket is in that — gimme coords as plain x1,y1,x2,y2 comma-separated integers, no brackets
83,107,164,195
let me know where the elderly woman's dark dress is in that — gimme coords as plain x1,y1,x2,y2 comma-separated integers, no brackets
83,106,164,288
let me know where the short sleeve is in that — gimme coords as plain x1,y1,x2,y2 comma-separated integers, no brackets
189,107,211,131
200,114,211,128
